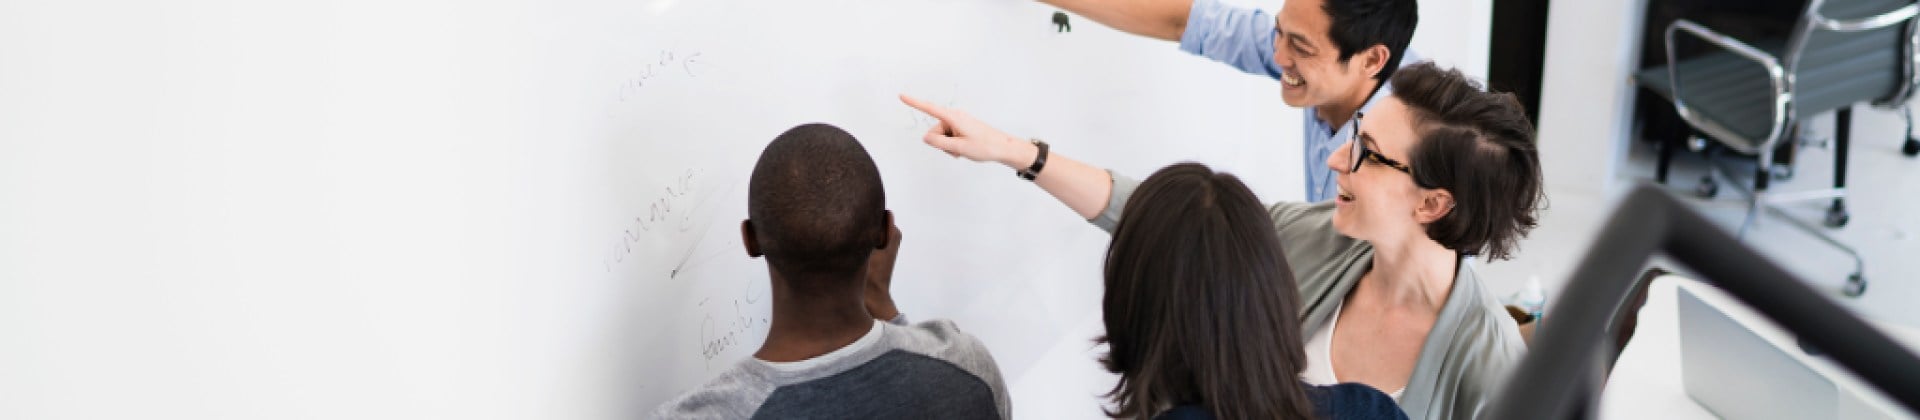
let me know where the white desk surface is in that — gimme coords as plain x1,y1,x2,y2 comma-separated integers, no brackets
1599,277,1920,419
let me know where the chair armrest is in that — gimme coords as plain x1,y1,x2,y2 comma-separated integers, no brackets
1813,3,1918,32
1665,19,1791,150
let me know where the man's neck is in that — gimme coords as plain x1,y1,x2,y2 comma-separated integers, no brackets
755,273,876,363
1315,78,1383,130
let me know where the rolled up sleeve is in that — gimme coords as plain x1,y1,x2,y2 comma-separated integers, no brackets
1088,170,1139,233
1178,0,1284,79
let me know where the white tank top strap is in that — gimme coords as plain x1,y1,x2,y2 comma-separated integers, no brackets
1302,301,1407,401
1302,301,1341,386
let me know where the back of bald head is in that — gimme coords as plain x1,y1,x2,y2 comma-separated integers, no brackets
746,123,888,292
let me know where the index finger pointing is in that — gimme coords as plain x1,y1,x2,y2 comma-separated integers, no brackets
898,94,953,122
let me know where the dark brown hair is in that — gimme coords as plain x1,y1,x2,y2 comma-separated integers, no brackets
1099,163,1316,420
1395,62,1545,261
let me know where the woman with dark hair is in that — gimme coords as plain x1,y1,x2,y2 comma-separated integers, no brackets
1101,163,1405,420
902,62,1540,419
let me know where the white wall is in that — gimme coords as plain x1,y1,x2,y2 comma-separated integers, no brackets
1537,0,1648,195
1411,0,1495,80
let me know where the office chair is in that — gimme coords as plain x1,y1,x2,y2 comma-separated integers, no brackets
1633,0,1920,297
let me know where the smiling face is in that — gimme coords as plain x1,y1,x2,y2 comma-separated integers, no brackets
1271,0,1388,109
1330,62,1544,261
1326,97,1443,242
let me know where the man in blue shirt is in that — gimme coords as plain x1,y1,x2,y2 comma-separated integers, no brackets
1043,0,1420,202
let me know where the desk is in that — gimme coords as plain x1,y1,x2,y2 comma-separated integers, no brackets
1600,276,1920,419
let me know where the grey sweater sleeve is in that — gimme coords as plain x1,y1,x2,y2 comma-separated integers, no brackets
1089,170,1138,232
649,365,778,419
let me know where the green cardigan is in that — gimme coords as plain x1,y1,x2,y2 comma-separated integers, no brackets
1091,172,1525,420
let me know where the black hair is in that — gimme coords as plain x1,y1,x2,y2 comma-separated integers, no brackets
746,123,888,290
1323,0,1419,82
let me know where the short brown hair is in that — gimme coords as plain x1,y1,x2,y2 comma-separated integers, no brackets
1394,63,1545,261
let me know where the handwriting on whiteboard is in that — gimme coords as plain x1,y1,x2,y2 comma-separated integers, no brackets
605,169,700,272
616,49,704,103
698,292,768,370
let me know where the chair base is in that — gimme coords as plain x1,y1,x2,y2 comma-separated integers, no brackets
1844,273,1868,297
1825,201,1851,228
1703,161,1867,298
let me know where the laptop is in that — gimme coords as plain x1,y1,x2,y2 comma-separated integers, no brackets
1677,284,1838,420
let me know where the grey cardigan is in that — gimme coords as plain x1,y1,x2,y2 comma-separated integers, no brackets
1091,172,1525,420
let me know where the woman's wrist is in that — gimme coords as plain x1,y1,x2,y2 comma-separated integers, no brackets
998,135,1039,170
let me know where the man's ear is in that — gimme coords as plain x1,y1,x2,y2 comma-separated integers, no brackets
1358,44,1392,79
875,210,894,251
1415,189,1456,224
741,220,762,257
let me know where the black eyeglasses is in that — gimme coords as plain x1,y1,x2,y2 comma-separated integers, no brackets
1347,112,1413,175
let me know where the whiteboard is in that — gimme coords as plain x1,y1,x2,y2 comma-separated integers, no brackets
613,1,1296,416
0,0,1483,418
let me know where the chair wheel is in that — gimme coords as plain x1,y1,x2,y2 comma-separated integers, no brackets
1770,165,1794,181
1687,136,1710,152
1825,203,1851,228
1904,137,1920,156
1696,177,1719,198
1843,273,1866,297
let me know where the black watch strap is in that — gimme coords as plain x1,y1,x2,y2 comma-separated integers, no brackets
1017,139,1049,181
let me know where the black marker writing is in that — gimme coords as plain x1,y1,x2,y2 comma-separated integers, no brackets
604,169,699,272
698,298,762,370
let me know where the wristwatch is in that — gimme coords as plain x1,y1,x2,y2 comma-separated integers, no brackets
1016,139,1049,181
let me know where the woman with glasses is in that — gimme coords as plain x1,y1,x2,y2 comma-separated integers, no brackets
900,63,1542,420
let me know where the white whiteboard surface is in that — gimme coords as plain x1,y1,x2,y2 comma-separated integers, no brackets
0,0,1481,418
